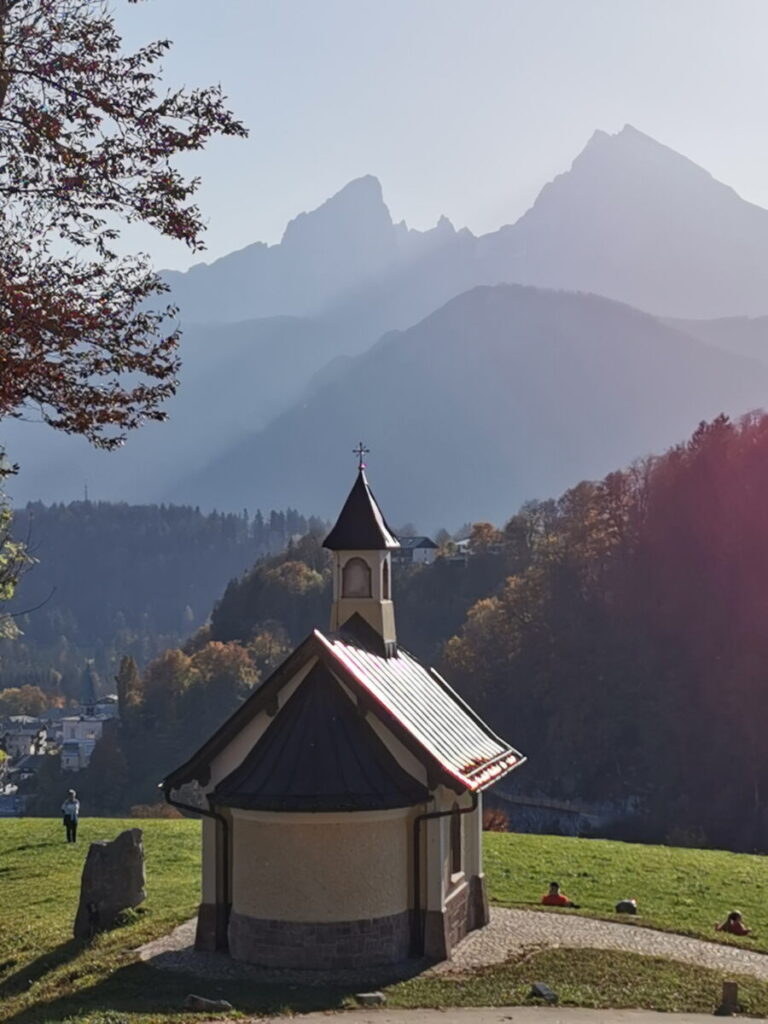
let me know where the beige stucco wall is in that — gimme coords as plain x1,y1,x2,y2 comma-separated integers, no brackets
466,794,483,877
422,786,483,909
230,808,413,922
330,549,396,643
201,815,218,903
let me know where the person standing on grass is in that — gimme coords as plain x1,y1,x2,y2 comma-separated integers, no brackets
61,789,80,843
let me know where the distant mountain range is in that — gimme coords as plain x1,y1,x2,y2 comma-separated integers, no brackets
170,285,768,528
4,125,768,524
164,124,768,330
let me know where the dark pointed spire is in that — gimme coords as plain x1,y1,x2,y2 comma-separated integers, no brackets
80,662,98,706
323,468,400,551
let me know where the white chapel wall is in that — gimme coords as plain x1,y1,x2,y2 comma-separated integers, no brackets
229,808,412,922
201,815,217,903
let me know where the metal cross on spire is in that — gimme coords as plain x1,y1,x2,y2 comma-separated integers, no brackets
353,441,370,470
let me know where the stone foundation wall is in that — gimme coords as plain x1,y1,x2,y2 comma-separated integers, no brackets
423,873,488,961
195,902,230,952
228,908,412,968
445,880,470,949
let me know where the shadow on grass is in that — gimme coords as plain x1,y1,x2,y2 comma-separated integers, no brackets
3,958,432,1024
0,939,85,1000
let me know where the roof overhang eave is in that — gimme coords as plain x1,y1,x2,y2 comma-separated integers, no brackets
463,751,527,792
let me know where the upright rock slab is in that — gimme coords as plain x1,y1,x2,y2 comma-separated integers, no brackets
74,828,146,939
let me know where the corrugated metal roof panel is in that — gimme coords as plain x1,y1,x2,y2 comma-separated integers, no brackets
316,630,524,791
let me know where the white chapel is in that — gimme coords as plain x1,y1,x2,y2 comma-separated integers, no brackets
164,458,525,968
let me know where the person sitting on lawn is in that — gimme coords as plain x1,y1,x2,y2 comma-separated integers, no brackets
541,881,578,907
716,910,751,936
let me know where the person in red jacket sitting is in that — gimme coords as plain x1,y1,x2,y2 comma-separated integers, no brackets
716,910,751,936
541,881,578,908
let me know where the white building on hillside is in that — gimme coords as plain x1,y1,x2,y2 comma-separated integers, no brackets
60,670,119,771
1,717,47,761
393,535,439,565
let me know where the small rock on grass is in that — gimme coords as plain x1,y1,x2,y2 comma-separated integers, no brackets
354,991,387,1006
529,982,558,1004
183,993,234,1012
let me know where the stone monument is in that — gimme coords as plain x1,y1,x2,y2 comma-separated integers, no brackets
74,828,146,939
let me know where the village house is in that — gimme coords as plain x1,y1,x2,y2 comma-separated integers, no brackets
163,458,524,969
60,669,119,771
392,535,439,566
1,716,47,761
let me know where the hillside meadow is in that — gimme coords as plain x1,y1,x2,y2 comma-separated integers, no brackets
3,819,768,1022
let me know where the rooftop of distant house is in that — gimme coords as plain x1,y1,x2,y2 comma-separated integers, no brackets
396,535,438,550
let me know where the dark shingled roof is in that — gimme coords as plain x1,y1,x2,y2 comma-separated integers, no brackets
213,663,429,811
164,625,525,798
80,663,98,706
323,469,400,551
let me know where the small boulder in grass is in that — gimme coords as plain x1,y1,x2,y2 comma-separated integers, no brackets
183,994,234,1012
73,828,145,940
529,982,558,1004
355,992,387,1006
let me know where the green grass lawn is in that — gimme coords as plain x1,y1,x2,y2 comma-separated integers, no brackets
0,818,201,1023
3,819,768,1023
390,947,768,1016
486,831,768,952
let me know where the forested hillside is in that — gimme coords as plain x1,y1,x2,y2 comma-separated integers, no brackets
20,413,768,852
0,501,324,698
445,412,768,850
52,412,766,849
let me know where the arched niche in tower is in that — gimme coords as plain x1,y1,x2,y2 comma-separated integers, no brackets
342,557,372,599
382,558,390,600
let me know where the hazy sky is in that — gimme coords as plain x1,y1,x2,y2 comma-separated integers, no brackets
115,0,768,271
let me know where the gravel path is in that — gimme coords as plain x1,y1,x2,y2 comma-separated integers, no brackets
429,908,768,980
136,908,768,986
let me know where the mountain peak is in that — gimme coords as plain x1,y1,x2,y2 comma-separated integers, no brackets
281,175,391,248
577,124,713,180
583,123,674,156
336,174,384,201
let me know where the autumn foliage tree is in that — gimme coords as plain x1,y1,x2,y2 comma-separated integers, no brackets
444,413,768,850
0,0,246,448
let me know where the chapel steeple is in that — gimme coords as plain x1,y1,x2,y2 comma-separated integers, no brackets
323,445,399,652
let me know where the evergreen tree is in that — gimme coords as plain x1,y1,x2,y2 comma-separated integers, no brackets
115,655,142,717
